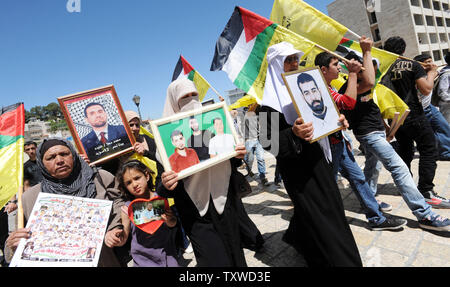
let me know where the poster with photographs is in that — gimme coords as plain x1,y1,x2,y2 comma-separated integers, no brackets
10,193,112,267
150,102,240,180
282,66,343,142
58,85,135,165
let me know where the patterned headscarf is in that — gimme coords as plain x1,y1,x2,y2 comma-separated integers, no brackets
36,138,97,198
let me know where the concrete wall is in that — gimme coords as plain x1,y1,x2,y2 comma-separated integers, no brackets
377,0,419,58
327,0,372,41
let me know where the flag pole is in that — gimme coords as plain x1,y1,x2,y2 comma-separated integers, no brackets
387,110,410,141
209,85,223,100
17,185,24,229
197,72,224,101
314,43,366,71
347,29,425,66
344,30,426,65
346,28,362,41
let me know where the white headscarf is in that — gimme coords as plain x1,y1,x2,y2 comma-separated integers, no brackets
162,78,231,216
261,42,332,162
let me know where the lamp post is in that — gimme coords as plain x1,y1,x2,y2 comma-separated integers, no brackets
132,94,142,120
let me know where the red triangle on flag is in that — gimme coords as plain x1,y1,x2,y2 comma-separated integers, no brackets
339,37,350,45
180,55,194,75
0,103,24,137
239,7,273,43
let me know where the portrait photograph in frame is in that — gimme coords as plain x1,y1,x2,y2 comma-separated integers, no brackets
150,102,240,180
282,66,343,143
58,85,135,165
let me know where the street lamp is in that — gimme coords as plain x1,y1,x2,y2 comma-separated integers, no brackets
132,94,142,120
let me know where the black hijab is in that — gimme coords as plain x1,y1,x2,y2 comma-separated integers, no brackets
36,138,97,198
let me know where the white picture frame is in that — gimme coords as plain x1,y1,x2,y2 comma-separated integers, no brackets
150,102,241,180
282,66,343,143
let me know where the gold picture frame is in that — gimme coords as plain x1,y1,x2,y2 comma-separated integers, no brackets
58,85,135,165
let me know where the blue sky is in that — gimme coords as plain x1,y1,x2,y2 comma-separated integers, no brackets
0,0,333,120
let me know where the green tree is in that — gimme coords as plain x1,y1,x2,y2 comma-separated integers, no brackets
49,119,68,132
44,102,62,121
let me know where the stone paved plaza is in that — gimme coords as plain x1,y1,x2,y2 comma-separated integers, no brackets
181,140,450,267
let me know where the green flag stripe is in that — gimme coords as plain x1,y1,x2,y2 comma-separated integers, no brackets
340,39,353,48
187,70,196,81
233,24,277,92
0,135,23,150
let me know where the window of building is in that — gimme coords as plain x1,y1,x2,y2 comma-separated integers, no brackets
433,1,441,10
439,33,447,43
369,12,378,24
443,3,449,11
421,51,431,57
422,0,431,9
436,17,444,26
446,18,450,27
426,15,435,26
429,33,438,43
418,33,429,44
433,50,442,61
414,14,424,25
372,28,381,42
410,0,420,6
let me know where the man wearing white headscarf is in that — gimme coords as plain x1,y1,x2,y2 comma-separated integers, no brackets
258,42,362,267
157,78,259,267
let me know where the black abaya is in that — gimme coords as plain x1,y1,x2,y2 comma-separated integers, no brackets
258,105,362,267
157,160,247,267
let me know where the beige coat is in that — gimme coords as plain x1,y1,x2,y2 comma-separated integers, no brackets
9,169,125,267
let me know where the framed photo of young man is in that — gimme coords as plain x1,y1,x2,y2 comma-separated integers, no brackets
150,102,240,180
282,66,343,143
58,85,135,165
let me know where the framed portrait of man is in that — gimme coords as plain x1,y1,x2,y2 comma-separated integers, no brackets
58,85,135,165
282,66,343,142
150,102,240,180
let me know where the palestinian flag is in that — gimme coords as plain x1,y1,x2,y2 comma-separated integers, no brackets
0,103,25,209
172,55,211,101
210,6,322,103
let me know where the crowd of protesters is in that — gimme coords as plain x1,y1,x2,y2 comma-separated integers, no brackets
1,35,450,267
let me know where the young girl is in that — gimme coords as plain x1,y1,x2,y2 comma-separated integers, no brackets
115,160,180,267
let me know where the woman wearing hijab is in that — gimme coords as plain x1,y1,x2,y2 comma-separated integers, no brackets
5,138,125,266
157,78,248,267
125,110,164,187
258,42,362,266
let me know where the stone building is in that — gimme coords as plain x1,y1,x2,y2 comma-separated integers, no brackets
328,0,450,64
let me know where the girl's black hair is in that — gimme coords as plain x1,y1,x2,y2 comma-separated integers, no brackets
116,160,155,201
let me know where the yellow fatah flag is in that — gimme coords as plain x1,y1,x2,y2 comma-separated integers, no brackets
228,94,257,110
139,125,154,139
270,0,348,51
271,0,409,119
